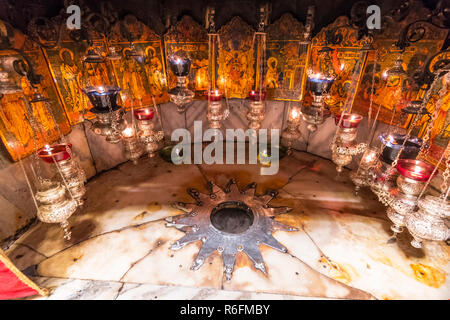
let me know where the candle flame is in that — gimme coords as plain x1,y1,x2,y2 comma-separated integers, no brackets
291,109,299,119
122,127,134,138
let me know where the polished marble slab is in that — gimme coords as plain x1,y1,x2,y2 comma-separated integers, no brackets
6,151,450,300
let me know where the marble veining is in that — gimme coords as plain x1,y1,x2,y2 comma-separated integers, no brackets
6,151,449,300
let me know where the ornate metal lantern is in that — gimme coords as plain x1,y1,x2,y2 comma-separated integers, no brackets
133,107,164,157
121,126,143,165
82,85,125,144
386,159,436,235
37,143,86,206
405,195,450,248
281,104,302,154
168,56,194,113
350,146,382,193
206,90,229,129
379,132,423,165
247,90,267,130
331,113,366,172
35,180,78,240
301,72,335,132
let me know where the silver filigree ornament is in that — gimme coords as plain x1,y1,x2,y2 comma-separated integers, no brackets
405,195,450,248
166,180,297,281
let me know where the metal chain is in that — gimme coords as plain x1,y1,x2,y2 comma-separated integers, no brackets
331,49,366,148
417,140,449,201
389,108,423,175
440,146,450,197
22,95,44,185
43,100,72,159
419,72,449,157
367,49,378,131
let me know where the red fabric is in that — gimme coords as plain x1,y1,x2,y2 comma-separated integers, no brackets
0,259,38,300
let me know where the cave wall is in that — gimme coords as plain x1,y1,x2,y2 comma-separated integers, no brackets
0,100,399,245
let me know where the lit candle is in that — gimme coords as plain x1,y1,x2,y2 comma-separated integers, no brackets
334,113,363,128
205,89,222,101
122,126,134,138
38,143,72,163
133,107,154,121
168,56,191,77
396,159,436,182
249,90,266,101
290,108,300,121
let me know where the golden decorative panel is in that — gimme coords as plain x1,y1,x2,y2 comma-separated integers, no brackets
352,3,447,128
42,25,116,125
415,50,450,169
309,16,366,111
217,16,255,99
0,47,70,161
266,13,308,101
164,15,209,98
110,15,168,108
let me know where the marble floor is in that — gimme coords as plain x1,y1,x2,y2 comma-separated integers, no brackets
6,151,449,300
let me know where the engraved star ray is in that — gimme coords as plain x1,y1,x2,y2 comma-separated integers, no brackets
166,179,297,280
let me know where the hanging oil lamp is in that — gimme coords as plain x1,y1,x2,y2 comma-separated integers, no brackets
37,143,86,206
350,146,382,194
82,85,125,143
35,180,78,240
134,107,164,157
247,90,267,130
404,142,450,248
281,104,302,154
121,126,143,165
405,195,449,248
386,159,436,235
331,113,366,172
301,71,335,132
379,132,423,165
168,56,194,113
206,90,229,129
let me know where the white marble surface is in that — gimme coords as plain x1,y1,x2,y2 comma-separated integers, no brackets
6,151,450,300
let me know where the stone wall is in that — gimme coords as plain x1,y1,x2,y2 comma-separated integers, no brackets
0,99,417,245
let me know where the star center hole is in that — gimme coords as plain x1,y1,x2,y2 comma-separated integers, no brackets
210,201,254,234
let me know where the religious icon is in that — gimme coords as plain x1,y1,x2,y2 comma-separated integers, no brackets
58,48,84,114
144,46,165,95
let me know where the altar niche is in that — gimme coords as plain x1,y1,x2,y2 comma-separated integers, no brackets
170,121,280,175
